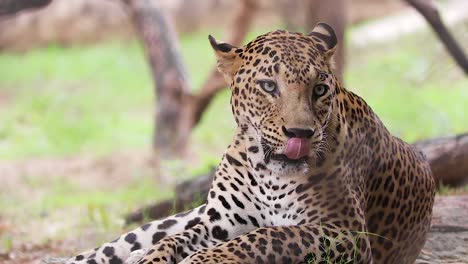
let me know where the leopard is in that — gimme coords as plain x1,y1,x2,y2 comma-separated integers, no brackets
59,23,436,264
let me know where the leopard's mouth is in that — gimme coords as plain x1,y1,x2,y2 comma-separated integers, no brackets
261,136,311,164
270,153,309,164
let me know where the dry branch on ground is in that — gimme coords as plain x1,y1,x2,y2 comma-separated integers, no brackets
413,133,468,186
0,0,51,16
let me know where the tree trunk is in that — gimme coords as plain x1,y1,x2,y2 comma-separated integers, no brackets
125,0,191,158
124,0,257,159
304,0,347,81
189,0,258,127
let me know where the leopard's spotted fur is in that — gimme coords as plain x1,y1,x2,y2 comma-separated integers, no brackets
63,23,435,264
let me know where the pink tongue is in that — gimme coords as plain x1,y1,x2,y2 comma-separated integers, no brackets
283,138,310,160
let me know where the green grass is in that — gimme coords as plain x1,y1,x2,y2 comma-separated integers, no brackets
346,28,468,142
0,42,154,158
438,184,468,196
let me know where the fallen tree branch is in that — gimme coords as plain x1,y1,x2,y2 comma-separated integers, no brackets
125,170,214,224
125,133,468,224
413,132,468,186
0,0,51,16
405,0,468,74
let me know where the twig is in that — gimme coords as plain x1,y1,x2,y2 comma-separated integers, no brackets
405,0,468,74
190,0,258,127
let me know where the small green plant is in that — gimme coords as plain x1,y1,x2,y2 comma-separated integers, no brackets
86,203,111,228
301,226,389,264
187,191,207,210
438,184,468,195
169,191,206,216
1,235,13,252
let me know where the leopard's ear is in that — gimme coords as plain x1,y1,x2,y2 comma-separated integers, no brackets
308,22,337,59
209,35,241,83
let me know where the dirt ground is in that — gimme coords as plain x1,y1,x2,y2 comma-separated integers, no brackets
0,151,156,192
0,151,159,264
416,195,468,264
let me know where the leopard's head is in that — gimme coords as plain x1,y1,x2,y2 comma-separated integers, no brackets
210,23,340,175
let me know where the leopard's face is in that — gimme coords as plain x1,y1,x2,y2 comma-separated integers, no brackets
240,57,337,174
210,25,339,175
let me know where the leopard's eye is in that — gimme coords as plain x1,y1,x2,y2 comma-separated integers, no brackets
313,84,329,97
258,80,277,93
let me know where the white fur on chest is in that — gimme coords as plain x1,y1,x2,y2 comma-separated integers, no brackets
251,175,309,227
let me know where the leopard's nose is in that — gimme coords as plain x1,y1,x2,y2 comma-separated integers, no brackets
282,126,315,138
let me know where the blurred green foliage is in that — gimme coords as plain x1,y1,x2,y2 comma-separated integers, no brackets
346,29,467,142
0,28,466,179
0,28,466,161
0,42,154,158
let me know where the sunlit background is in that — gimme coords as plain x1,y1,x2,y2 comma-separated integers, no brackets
0,0,466,261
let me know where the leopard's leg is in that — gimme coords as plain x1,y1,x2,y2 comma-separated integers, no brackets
133,210,259,264
130,168,268,263
65,204,207,264
181,225,373,264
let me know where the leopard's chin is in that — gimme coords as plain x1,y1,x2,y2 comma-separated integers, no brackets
265,154,310,176
270,153,309,164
